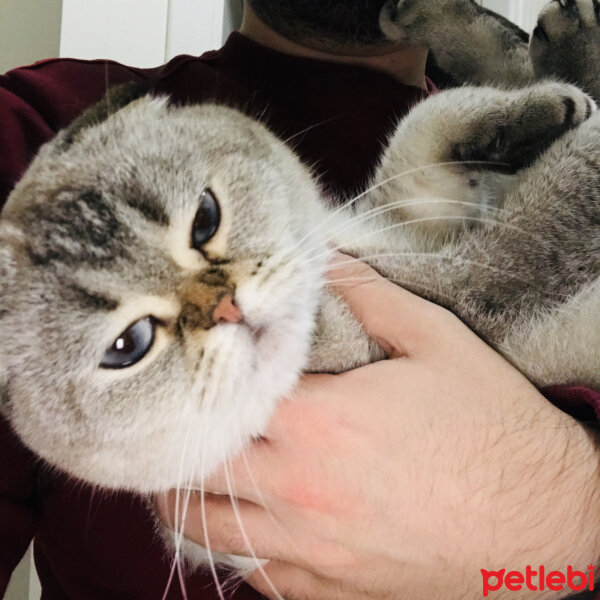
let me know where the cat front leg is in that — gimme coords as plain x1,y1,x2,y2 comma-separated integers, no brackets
530,0,600,103
379,0,533,86
362,82,595,250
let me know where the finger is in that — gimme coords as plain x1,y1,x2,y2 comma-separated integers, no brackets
209,370,377,469
245,561,332,600
155,489,302,562
203,439,282,503
326,252,447,357
204,381,350,498
246,562,365,600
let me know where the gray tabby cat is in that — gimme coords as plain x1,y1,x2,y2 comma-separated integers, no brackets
0,0,599,572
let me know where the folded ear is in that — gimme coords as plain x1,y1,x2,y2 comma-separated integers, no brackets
56,80,151,151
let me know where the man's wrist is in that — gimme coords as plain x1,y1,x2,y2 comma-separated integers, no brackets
555,421,600,568
495,410,600,600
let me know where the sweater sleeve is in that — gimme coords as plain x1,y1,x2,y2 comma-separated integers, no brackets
0,79,54,208
0,417,39,596
542,385,600,425
0,59,143,597
0,67,51,597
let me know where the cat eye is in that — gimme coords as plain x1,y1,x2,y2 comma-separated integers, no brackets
191,189,221,250
100,317,156,369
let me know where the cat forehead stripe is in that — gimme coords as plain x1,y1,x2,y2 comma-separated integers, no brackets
63,284,119,312
25,191,131,266
122,189,170,226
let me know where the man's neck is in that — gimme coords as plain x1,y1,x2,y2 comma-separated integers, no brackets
239,4,429,90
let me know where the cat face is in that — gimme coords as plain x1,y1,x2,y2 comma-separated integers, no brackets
0,97,329,492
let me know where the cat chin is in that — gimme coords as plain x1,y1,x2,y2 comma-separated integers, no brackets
157,522,267,579
181,536,266,576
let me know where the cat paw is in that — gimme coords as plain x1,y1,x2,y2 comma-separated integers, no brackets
530,0,600,102
532,0,600,43
450,82,596,172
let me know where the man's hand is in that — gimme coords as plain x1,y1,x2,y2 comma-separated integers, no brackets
157,255,600,600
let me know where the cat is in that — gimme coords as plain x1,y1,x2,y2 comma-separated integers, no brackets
0,0,599,575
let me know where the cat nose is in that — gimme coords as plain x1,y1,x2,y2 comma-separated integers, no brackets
212,294,243,324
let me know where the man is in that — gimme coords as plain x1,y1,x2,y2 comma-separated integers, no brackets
0,2,598,599
157,4,600,599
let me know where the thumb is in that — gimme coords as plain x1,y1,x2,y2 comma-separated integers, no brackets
327,252,444,357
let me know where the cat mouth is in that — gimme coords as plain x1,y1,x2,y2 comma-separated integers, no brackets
248,323,267,342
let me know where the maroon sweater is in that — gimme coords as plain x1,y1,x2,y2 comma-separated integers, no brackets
0,32,599,600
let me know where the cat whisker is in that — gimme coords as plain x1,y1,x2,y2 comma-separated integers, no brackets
177,435,211,600
336,196,509,235
376,278,458,305
324,277,381,286
281,116,341,146
297,199,543,266
223,458,286,600
238,436,305,561
286,203,521,271
293,214,534,270
200,406,228,600
160,507,179,600
173,417,200,600
160,414,195,600
161,530,184,600
287,160,512,256
169,368,231,600
327,250,571,297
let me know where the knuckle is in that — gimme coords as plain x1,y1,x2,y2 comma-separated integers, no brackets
421,301,465,335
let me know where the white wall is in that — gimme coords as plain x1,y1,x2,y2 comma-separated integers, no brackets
0,0,63,74
507,0,549,32
481,0,549,31
223,0,245,42
60,0,170,67
5,546,40,600
59,0,242,68
482,0,510,18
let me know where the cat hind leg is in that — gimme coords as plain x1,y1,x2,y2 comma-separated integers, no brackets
380,0,533,86
530,0,600,102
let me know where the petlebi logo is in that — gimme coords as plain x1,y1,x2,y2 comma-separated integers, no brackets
481,565,596,597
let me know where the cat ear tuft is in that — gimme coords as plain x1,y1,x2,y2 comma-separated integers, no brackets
56,80,152,151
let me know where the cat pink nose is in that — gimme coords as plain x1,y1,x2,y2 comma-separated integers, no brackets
212,294,243,324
